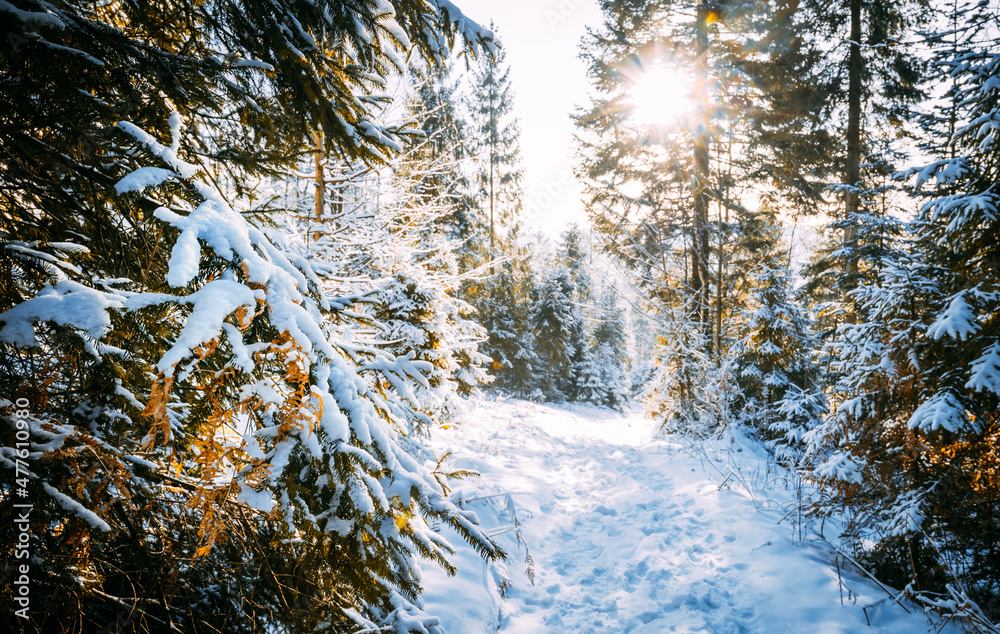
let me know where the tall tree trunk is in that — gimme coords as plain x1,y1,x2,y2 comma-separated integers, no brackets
845,0,862,288
715,134,732,363
489,62,496,255
314,131,325,243
693,1,712,342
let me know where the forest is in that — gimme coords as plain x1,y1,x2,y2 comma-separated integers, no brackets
0,0,998,632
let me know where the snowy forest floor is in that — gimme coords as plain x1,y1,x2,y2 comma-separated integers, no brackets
419,398,968,633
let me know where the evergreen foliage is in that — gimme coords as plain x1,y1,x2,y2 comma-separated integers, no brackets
445,29,533,398
465,28,524,256
583,291,632,410
575,0,838,360
558,226,592,401
531,271,577,400
407,60,483,274
642,306,712,436
734,262,825,464
796,0,929,326
0,0,503,631
477,254,538,397
805,1,1000,617
6,0,1000,626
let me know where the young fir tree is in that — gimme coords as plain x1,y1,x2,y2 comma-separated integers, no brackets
280,114,494,428
806,1,1000,615
457,32,531,394
557,226,593,400
531,270,577,400
643,304,712,436
465,24,525,258
574,348,605,407
585,290,632,410
373,66,495,422
0,1,503,631
733,233,826,464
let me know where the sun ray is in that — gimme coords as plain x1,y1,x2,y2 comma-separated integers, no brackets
629,66,690,127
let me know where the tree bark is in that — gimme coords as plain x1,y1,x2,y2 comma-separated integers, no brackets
314,130,325,243
488,59,497,256
845,0,862,287
693,1,712,341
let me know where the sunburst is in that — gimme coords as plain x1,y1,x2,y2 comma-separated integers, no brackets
629,66,690,127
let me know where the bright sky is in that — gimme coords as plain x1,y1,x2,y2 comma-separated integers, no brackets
458,0,603,235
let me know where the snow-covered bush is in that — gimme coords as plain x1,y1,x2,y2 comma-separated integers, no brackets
644,310,716,437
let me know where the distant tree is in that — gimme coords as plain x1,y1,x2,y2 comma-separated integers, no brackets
457,34,532,396
531,271,577,399
585,291,632,410
465,26,524,256
552,226,591,399
478,248,538,396
406,60,483,273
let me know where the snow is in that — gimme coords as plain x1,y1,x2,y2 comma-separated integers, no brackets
114,166,178,194
886,490,926,537
432,0,498,59
907,392,974,434
0,0,66,28
36,36,105,66
126,279,261,376
5,242,81,277
814,450,864,485
232,58,274,71
926,293,980,341
117,114,198,179
421,398,962,633
42,482,112,532
967,341,1000,396
236,481,276,512
0,279,124,346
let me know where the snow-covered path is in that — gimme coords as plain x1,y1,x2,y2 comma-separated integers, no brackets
421,399,958,633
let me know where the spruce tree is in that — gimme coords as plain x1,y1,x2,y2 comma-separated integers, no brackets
465,26,525,257
557,226,592,400
457,34,530,395
531,271,576,400
734,259,825,464
0,1,503,631
643,305,712,435
587,290,632,410
806,1,1000,615
478,248,538,396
